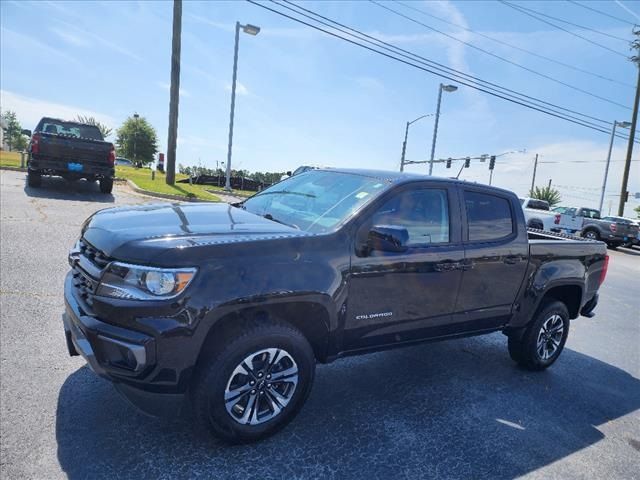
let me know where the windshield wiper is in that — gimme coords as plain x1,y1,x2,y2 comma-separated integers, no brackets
257,190,316,199
264,213,300,230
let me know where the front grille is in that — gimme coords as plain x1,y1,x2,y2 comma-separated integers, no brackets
79,238,111,269
72,267,99,307
71,238,111,306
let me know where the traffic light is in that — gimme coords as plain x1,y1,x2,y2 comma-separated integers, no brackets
446,158,452,168
489,155,496,170
464,157,470,168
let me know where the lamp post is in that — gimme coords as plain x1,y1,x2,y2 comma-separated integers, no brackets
600,120,631,212
428,83,457,175
400,114,432,172
133,112,139,166
224,21,260,192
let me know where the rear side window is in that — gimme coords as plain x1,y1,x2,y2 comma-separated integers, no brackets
464,191,514,241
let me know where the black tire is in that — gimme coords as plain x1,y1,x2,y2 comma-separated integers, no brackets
528,220,544,230
508,300,570,371
582,229,599,241
99,177,113,194
606,243,618,250
191,319,315,443
27,170,41,188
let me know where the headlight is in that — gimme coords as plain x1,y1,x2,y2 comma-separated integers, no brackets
96,262,197,300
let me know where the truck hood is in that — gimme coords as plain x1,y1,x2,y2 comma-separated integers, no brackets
82,202,308,263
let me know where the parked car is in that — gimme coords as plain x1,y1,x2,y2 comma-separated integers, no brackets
581,214,639,248
115,157,132,166
519,197,556,230
63,169,608,443
551,206,601,235
24,117,115,193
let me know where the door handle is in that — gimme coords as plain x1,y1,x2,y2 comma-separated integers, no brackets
503,255,520,265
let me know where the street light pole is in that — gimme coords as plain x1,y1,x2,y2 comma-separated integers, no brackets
530,153,539,194
133,112,139,166
225,21,260,192
400,114,431,172
428,83,457,175
600,121,631,212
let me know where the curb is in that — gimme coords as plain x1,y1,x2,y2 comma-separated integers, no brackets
0,165,27,172
125,179,217,203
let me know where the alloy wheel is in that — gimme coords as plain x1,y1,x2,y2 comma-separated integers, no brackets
536,314,564,361
224,348,299,425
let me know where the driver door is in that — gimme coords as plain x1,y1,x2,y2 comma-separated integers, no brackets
344,184,464,351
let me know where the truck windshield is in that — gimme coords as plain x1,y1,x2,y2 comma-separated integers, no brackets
38,120,103,140
242,170,390,233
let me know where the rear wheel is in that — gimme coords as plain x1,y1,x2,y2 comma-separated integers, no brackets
191,319,315,443
583,229,599,241
99,177,113,194
27,170,41,188
508,300,570,371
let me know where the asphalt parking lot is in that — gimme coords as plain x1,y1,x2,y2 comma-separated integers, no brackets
1,169,639,480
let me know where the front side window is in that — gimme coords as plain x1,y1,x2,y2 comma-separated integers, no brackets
464,191,514,242
369,188,450,246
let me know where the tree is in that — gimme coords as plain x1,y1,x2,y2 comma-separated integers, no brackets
75,115,112,138
634,205,640,219
1,110,25,151
115,115,158,166
529,185,562,207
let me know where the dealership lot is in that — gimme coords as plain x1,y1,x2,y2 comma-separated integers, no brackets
1,169,639,480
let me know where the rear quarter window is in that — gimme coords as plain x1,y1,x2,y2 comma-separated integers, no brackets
464,191,514,242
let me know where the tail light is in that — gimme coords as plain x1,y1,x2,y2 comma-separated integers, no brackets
108,145,116,166
554,214,561,225
30,133,41,154
599,255,609,286
610,223,617,233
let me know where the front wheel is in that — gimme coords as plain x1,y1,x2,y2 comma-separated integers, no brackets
191,320,315,443
99,177,113,194
508,300,570,371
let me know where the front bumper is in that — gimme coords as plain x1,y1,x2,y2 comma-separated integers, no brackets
63,273,185,416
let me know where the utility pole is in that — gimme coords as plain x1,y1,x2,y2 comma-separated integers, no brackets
530,153,539,194
428,84,457,175
619,31,640,215
400,121,409,172
166,0,182,186
600,121,631,212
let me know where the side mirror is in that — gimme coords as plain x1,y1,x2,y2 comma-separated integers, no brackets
21,129,32,137
286,171,292,177
367,225,409,253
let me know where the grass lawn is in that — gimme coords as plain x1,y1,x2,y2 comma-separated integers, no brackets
0,151,24,168
206,185,257,198
116,166,220,202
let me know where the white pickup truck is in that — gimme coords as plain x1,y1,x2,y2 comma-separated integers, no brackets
519,197,558,230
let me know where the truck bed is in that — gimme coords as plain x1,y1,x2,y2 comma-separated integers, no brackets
527,227,607,262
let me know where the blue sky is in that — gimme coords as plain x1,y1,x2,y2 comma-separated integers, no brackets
1,0,639,215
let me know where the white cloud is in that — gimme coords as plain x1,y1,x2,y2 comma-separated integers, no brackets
156,82,191,98
225,82,248,96
1,27,80,66
354,76,385,91
0,90,117,131
49,27,90,47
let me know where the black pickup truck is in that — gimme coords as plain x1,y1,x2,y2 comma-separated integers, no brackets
24,117,115,193
63,169,608,443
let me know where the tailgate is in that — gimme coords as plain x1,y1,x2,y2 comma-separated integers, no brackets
39,134,111,166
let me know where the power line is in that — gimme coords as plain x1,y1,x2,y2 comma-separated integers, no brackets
566,0,637,26
372,1,631,109
395,0,633,89
500,1,630,42
284,0,620,128
280,0,622,131
500,1,630,58
249,0,636,140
